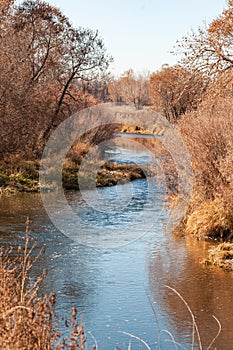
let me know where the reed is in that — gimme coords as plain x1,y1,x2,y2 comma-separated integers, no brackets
0,218,90,350
118,286,221,350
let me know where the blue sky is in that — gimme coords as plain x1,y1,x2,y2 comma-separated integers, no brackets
46,0,226,75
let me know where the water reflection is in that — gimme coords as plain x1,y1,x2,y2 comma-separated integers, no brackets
0,193,99,317
0,180,167,348
149,236,233,349
1,142,233,348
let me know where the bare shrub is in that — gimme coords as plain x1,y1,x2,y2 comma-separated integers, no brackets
108,69,151,108
149,65,205,122
204,242,233,271
185,199,233,240
177,94,233,239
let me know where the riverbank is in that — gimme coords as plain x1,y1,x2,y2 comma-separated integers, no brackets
0,160,146,194
1,149,233,272
175,92,233,271
174,198,233,271
204,242,233,271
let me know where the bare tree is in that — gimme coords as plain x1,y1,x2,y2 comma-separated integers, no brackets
108,69,151,109
177,0,233,77
149,65,205,122
0,0,112,157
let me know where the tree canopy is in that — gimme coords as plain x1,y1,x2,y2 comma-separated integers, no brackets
149,65,204,121
177,0,233,77
108,69,151,109
0,0,111,157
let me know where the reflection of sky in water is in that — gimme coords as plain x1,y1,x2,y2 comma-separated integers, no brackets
0,144,233,349
104,146,152,165
58,177,166,248
69,179,149,227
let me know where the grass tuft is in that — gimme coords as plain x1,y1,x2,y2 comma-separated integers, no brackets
185,199,233,241
204,243,233,271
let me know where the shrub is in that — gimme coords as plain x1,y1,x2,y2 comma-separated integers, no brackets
177,93,233,240
204,243,233,271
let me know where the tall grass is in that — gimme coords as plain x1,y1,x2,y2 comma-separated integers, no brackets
177,94,233,241
0,218,91,350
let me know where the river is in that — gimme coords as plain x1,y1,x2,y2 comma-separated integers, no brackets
0,145,233,349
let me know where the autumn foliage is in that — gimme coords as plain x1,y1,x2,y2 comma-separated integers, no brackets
177,92,233,238
147,0,233,244
177,0,233,76
149,65,205,121
0,0,111,159
108,69,151,108
0,0,233,248
173,0,233,242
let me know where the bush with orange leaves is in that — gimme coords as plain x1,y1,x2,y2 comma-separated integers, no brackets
177,0,233,77
149,65,205,122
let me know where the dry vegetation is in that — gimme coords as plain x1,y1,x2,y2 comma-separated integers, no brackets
170,0,233,268
148,0,233,269
204,243,233,271
150,65,205,122
0,218,91,350
0,0,233,272
0,0,110,159
108,69,151,109
177,94,233,241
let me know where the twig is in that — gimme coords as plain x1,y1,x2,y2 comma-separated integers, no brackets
2,305,32,319
161,329,180,350
206,315,221,350
88,331,98,350
165,286,203,350
118,331,152,350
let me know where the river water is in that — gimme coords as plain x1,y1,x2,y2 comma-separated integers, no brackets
0,145,233,349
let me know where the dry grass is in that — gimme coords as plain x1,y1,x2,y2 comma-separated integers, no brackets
0,218,90,350
171,83,233,268
177,93,233,242
204,243,233,271
120,124,151,134
66,141,92,167
185,199,233,241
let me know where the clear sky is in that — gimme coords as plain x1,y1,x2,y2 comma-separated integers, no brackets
44,0,227,75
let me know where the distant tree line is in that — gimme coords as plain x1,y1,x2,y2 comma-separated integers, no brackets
0,0,232,161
